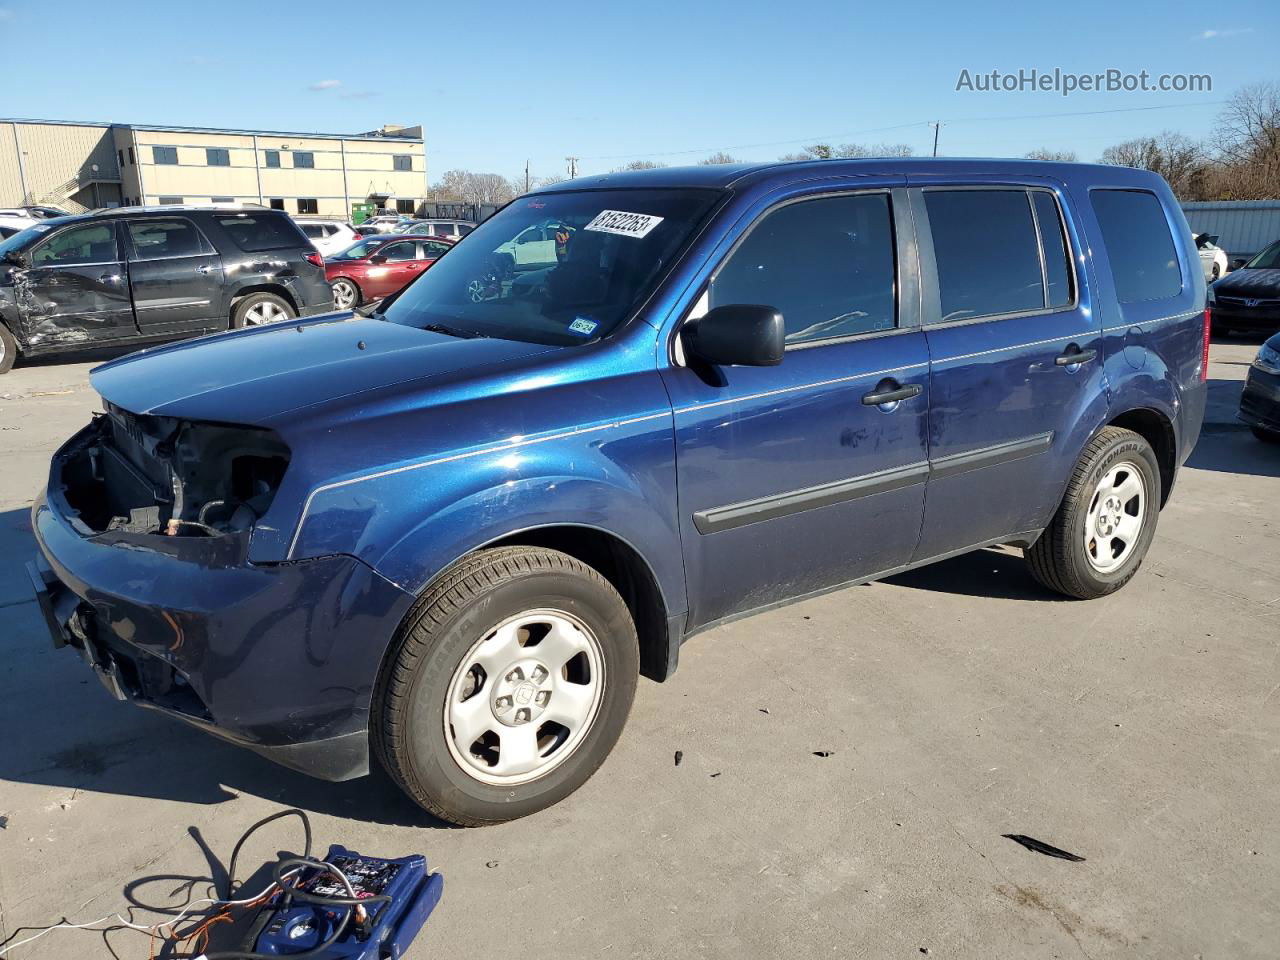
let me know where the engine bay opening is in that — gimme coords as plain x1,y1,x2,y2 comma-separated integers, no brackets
58,404,290,538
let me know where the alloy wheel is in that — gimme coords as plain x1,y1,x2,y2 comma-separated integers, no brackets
1084,460,1146,573
444,608,605,786
242,300,290,325
332,279,357,310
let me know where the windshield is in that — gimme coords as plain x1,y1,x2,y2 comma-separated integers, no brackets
1244,241,1280,270
0,222,56,258
382,188,720,346
329,238,390,261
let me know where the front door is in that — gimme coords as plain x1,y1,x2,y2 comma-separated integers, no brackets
16,220,134,345
662,187,931,629
123,217,224,333
910,183,1105,561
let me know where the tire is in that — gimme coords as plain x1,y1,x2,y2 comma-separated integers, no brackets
231,292,296,329
372,546,639,826
331,277,361,311
0,323,15,375
1211,262,1221,281
1026,427,1162,599
1252,425,1280,444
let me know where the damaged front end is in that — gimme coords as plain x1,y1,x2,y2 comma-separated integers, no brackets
58,403,290,539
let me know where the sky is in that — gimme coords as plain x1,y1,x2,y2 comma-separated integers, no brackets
1,0,1276,184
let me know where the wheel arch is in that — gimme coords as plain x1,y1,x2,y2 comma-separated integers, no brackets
1106,406,1177,506
444,524,678,683
229,283,299,322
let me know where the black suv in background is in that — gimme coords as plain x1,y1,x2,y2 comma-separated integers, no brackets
0,207,332,374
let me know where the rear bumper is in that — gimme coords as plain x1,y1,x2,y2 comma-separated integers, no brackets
29,473,415,781
1238,365,1280,432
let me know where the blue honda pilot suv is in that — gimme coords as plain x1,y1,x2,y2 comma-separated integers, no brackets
29,159,1208,825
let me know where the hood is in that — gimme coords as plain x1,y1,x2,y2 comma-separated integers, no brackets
90,314,557,425
1214,267,1280,297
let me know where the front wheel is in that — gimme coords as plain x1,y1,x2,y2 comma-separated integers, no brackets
331,277,361,310
1026,427,1161,599
372,546,639,826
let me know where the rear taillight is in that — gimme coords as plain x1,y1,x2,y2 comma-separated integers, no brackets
305,251,323,268
1201,307,1212,381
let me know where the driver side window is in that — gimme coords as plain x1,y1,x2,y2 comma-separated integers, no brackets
709,193,897,346
382,242,417,262
32,223,119,267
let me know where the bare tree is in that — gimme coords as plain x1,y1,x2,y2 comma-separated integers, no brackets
1210,82,1280,198
610,159,667,172
780,142,913,161
431,170,517,205
699,151,738,165
1099,131,1205,199
1024,148,1078,162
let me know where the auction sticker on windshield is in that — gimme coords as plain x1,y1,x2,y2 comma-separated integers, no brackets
584,210,664,239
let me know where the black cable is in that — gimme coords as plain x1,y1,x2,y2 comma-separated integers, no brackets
224,808,313,900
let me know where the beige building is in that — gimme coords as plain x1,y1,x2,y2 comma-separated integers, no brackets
2,118,427,218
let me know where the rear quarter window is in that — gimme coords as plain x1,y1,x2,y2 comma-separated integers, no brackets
1089,189,1182,302
213,213,307,252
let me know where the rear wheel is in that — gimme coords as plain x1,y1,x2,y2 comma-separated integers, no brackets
1027,427,1161,599
1211,262,1222,280
0,323,15,375
373,546,639,826
331,277,361,310
231,292,295,328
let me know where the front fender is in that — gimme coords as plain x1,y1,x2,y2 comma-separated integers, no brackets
288,414,686,615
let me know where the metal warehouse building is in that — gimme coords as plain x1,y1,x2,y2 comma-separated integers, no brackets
1,118,428,218
1182,200,1280,262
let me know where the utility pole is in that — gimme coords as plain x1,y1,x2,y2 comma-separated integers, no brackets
565,156,579,178
525,160,530,193
931,123,941,158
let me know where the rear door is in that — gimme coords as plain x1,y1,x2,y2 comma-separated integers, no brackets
662,185,932,628
17,220,134,344
122,216,224,334
910,182,1106,561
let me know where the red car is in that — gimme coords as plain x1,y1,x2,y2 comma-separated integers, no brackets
325,234,455,309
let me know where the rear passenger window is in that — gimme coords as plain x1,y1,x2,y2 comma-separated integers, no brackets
127,218,212,259
710,193,896,345
926,189,1044,322
1090,189,1182,302
1032,192,1073,308
215,214,304,252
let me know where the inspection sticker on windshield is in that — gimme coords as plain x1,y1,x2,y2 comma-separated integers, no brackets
583,209,664,239
568,317,599,336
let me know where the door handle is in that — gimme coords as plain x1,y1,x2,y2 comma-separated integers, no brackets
98,273,121,284
197,265,217,275
861,383,922,406
1055,346,1097,366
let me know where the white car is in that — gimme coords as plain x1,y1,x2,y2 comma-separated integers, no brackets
0,213,38,239
294,219,360,258
1196,233,1230,282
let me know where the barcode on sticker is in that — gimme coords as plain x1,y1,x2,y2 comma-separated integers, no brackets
583,210,664,239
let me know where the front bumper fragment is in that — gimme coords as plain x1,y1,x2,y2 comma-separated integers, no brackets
30,484,415,782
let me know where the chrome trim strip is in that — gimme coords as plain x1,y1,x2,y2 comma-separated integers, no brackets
693,461,930,534
1101,309,1201,334
929,431,1054,480
286,412,672,558
693,431,1055,535
932,334,1076,365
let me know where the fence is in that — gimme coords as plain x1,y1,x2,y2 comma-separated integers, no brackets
1181,201,1280,261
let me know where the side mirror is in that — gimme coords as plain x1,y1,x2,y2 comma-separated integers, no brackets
1230,258,1247,271
685,304,785,367
369,254,388,265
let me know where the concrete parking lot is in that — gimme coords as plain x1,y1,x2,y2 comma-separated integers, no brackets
0,340,1276,959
